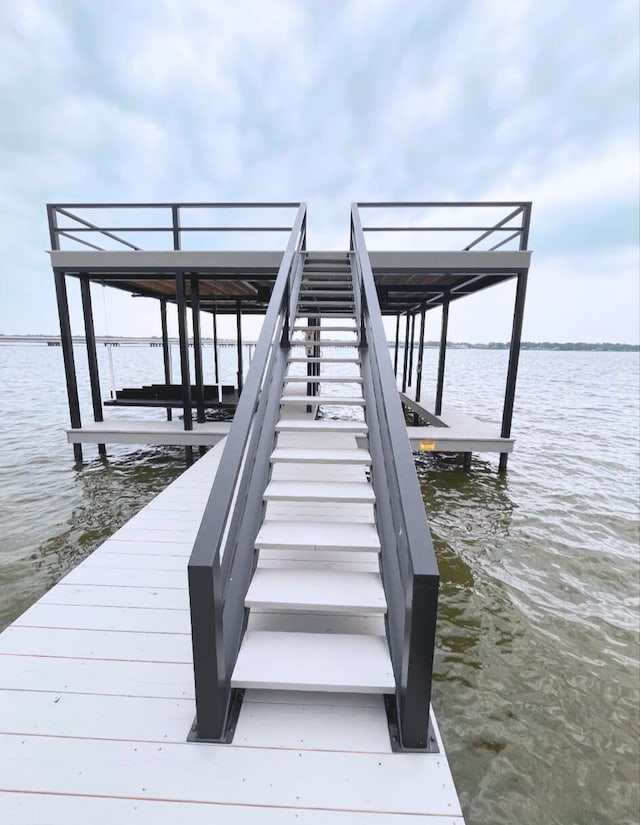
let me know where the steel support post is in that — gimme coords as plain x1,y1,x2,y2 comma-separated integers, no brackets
435,298,449,417
415,305,426,404
212,307,219,385
160,299,172,421
393,313,400,378
54,271,83,463
236,301,243,393
407,312,416,387
499,271,529,472
175,274,193,465
80,276,106,457
191,277,206,425
401,312,410,393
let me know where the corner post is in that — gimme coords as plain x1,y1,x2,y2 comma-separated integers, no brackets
435,297,449,416
54,271,83,463
212,306,220,385
499,271,528,472
80,275,106,457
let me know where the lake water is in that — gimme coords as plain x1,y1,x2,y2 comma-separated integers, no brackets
0,343,638,824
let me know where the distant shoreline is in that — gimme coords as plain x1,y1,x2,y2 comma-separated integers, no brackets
0,335,638,352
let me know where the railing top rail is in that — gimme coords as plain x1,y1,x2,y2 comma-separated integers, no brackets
47,201,302,209
356,200,531,208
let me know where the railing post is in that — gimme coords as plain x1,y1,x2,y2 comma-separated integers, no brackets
400,574,439,750
393,313,400,378
191,276,206,425
236,300,243,392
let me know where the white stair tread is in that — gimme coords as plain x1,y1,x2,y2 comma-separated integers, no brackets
231,631,395,692
288,357,360,363
284,376,363,383
264,480,375,503
276,419,367,433
256,521,380,553
292,326,357,332
281,395,365,406
290,340,357,347
245,568,386,613
270,447,371,464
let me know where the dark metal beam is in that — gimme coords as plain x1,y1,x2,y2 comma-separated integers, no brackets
407,312,416,388
415,305,426,404
236,301,243,393
54,272,82,463
393,313,400,377
80,275,106,457
212,306,219,384
160,298,172,421
499,272,528,472
435,298,449,416
401,312,410,393
175,274,193,468
191,277,206,425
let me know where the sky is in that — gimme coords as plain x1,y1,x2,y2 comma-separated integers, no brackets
0,0,638,343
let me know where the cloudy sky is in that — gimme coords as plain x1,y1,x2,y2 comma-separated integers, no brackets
0,0,638,343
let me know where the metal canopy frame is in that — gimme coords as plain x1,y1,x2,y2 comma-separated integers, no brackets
48,200,531,471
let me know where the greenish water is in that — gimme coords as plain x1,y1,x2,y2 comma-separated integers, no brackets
0,344,638,824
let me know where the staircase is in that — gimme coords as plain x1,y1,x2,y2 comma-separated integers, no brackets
230,256,395,695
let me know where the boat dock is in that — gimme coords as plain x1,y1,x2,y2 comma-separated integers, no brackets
0,201,532,822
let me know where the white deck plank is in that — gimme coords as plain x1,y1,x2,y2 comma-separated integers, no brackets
14,602,192,635
40,584,189,610
246,569,386,613
0,734,463,819
0,654,194,699
232,631,394,692
0,794,463,825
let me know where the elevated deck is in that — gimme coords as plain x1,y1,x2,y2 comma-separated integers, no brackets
0,442,463,823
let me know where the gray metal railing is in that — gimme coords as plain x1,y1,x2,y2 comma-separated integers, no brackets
351,203,440,751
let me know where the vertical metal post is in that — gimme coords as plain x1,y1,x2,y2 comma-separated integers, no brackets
435,298,449,416
171,205,181,251
236,301,244,393
393,313,400,378
499,271,529,472
407,312,416,387
401,312,410,393
54,271,83,463
415,305,426,404
160,298,172,421
175,273,193,465
80,275,106,457
191,277,205,425
212,306,219,385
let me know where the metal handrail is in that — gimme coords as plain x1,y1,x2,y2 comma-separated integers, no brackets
351,203,440,751
187,204,306,742
46,202,303,252
356,200,532,252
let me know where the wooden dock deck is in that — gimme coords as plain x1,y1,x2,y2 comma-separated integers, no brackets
0,439,464,823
